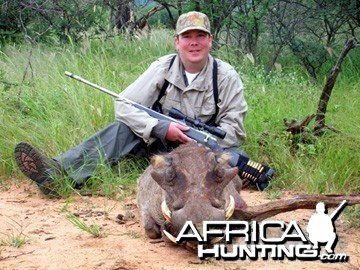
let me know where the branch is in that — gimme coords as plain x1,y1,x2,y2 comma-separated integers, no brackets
0,250,35,261
283,114,315,134
17,5,35,110
136,5,165,29
234,194,360,222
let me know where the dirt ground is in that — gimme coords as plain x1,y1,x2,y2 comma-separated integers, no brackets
0,181,359,270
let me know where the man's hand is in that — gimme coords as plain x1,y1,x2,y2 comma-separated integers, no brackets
165,122,192,144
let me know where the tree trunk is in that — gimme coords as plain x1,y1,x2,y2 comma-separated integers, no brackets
314,38,358,134
115,0,131,31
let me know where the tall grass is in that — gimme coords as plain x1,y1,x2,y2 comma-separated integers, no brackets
0,29,359,195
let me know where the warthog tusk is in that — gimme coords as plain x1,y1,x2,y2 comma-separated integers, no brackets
161,200,172,223
210,236,223,244
163,230,177,244
225,195,235,220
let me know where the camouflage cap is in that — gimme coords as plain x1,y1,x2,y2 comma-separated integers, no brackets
176,11,211,35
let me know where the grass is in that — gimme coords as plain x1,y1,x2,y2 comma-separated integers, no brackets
120,231,141,239
0,218,30,248
0,232,30,248
66,213,106,238
345,204,360,228
0,29,359,197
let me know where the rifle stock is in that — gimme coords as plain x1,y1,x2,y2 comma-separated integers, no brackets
65,71,275,191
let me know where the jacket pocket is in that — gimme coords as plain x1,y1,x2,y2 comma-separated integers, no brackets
194,95,216,121
162,97,181,116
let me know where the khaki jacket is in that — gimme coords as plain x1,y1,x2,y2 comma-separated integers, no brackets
114,54,247,148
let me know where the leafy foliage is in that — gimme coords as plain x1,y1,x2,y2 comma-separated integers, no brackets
1,0,359,80
0,0,109,44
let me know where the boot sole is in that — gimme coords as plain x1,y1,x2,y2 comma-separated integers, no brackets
14,142,59,195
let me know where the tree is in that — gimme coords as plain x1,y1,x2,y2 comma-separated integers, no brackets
1,0,359,81
264,0,307,72
314,38,359,134
0,0,110,43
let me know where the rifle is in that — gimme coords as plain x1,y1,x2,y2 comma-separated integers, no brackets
65,71,275,191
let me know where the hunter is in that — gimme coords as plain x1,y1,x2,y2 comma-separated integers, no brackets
14,11,248,196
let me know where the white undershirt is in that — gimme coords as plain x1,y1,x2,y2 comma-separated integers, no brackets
185,71,199,85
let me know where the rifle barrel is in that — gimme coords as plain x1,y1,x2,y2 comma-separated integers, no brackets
64,71,218,144
65,71,120,99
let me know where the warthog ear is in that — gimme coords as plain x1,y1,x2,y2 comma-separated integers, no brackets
214,165,238,184
212,151,238,190
150,155,176,187
151,155,170,168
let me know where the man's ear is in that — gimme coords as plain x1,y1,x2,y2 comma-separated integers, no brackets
209,34,213,49
174,36,179,50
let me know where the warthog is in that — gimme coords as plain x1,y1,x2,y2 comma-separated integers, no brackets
137,142,246,242
137,142,360,246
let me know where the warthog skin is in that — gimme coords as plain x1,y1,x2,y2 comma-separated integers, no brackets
137,142,247,240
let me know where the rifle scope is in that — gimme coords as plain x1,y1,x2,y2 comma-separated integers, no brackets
169,108,226,139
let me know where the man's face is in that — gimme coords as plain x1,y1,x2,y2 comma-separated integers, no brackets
175,30,213,72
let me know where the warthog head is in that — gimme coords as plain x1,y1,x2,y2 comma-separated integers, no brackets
137,142,246,245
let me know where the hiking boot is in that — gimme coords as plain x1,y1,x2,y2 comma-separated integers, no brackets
14,142,63,196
